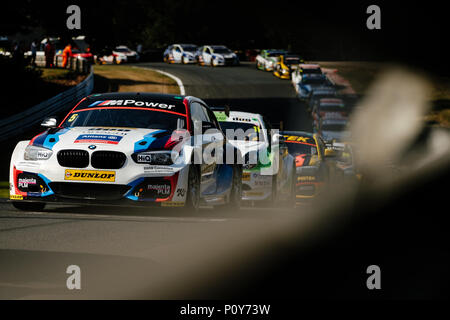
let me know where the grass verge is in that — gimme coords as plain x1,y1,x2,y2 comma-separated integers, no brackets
93,65,180,94
0,181,9,199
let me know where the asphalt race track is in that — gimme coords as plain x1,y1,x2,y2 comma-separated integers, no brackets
135,62,312,131
0,62,310,299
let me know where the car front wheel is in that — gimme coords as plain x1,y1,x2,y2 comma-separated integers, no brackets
185,165,200,211
218,165,242,211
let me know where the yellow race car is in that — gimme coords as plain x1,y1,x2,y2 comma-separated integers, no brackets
273,54,302,79
281,131,335,200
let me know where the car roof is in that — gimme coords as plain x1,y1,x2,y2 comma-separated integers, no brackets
281,131,315,138
174,43,197,47
312,87,336,93
319,98,344,105
86,92,185,101
299,64,321,69
222,111,264,124
321,119,348,125
206,45,227,48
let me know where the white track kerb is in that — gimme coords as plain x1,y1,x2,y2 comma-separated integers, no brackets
133,66,186,95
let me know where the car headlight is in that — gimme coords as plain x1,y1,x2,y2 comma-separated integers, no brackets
133,151,179,165
24,145,53,161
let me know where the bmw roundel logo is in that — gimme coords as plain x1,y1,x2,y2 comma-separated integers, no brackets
88,145,97,150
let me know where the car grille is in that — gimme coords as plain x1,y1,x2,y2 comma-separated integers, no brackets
49,182,131,200
91,151,126,169
57,150,89,168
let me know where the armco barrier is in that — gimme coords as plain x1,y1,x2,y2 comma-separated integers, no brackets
0,66,94,143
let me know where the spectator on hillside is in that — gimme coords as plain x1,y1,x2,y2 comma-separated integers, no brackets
62,42,73,68
44,40,55,68
30,39,38,67
12,42,24,66
136,43,142,61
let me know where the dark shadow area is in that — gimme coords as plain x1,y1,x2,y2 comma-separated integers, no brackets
204,97,313,132
431,99,450,112
152,162,450,299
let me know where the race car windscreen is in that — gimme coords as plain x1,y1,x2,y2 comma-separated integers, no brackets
62,109,186,130
219,121,263,141
303,77,327,84
213,48,232,54
321,123,347,131
302,68,322,74
181,45,197,52
268,52,284,57
114,48,131,52
285,56,301,65
285,140,318,155
319,105,346,111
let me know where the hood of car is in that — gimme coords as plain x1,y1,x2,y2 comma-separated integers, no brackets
30,127,180,154
228,140,266,154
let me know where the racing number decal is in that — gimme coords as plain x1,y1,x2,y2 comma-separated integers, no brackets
68,114,78,122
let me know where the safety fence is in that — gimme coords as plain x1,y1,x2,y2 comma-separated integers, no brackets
0,65,94,142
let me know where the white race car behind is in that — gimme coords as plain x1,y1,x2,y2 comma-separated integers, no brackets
163,44,198,64
197,45,239,66
212,107,296,205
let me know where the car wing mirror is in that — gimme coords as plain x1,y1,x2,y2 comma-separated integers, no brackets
41,117,57,128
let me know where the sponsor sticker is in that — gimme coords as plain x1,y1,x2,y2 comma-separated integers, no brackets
143,166,174,173
86,100,183,113
147,184,171,196
18,178,37,188
242,172,251,181
74,134,123,144
64,169,115,182
214,112,228,122
298,176,316,182
10,194,23,200
161,201,184,207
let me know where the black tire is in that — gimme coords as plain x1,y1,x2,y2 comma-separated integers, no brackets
287,165,297,208
270,174,278,205
185,165,200,211
218,165,242,211
12,201,45,211
182,56,187,64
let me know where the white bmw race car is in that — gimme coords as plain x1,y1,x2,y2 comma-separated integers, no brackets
197,45,239,66
212,107,296,205
163,44,198,64
10,93,243,211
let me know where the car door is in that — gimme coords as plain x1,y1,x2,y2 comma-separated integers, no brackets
173,45,182,62
203,47,212,65
316,137,330,182
190,102,217,190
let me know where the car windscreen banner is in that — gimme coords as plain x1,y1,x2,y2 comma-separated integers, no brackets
75,99,187,115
